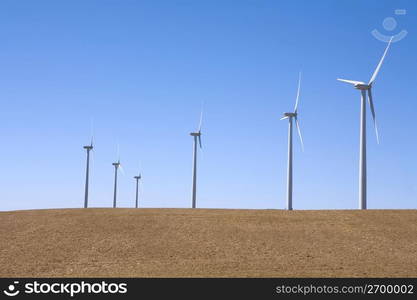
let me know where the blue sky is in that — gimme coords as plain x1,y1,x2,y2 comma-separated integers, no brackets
0,0,416,211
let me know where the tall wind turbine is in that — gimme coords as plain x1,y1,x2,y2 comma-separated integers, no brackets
337,36,393,210
190,108,203,208
83,138,93,208
112,160,120,208
83,118,94,209
134,174,141,208
280,72,304,210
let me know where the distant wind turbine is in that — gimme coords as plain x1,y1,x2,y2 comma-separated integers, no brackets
83,138,93,208
280,72,304,210
190,107,203,208
112,145,124,208
134,174,141,208
83,120,94,208
337,36,393,209
112,160,120,208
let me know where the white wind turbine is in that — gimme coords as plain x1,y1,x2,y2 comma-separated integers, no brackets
134,162,142,209
112,144,124,208
83,136,93,208
280,72,304,210
190,108,203,208
337,36,393,210
133,173,141,208
83,119,94,208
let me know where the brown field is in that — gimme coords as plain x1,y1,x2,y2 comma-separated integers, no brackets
0,208,416,277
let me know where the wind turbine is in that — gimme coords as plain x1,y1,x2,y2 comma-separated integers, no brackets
133,174,141,208
83,119,94,208
190,108,203,208
112,145,124,208
280,72,304,210
83,137,93,208
112,160,120,208
337,36,393,210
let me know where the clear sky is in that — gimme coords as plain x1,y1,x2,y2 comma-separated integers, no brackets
0,0,416,211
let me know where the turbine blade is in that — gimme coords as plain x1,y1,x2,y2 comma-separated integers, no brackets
117,144,120,161
198,102,204,132
295,117,304,151
90,117,94,147
280,116,289,120
367,89,380,144
139,179,143,195
337,78,365,85
368,36,393,85
90,147,94,178
119,163,125,175
198,135,202,149
294,72,301,113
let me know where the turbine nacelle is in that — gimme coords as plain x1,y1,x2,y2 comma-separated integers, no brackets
134,175,141,180
112,161,120,168
190,132,201,137
83,145,93,150
282,112,297,119
354,83,371,90
337,79,371,90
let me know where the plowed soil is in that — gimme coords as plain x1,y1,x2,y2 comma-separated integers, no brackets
1,208,416,277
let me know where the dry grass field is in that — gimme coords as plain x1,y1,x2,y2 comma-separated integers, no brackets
0,208,416,277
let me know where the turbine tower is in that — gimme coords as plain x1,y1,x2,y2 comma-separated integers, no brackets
337,36,393,210
83,139,93,208
280,72,304,210
134,174,141,208
112,160,121,208
190,108,203,208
